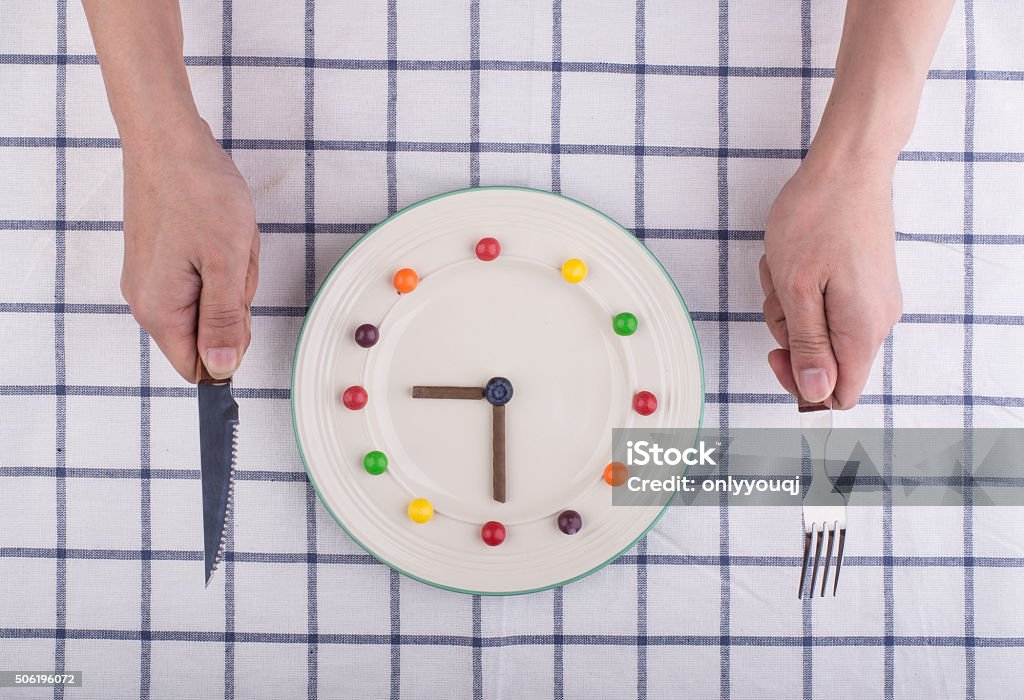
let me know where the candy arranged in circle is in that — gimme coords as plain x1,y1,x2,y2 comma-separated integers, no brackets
475,237,501,261
632,390,658,416
363,450,388,475
484,376,514,406
335,228,670,569
480,520,507,546
561,258,588,283
342,385,368,410
557,509,583,535
612,312,638,337
603,461,629,487
354,323,380,348
408,498,434,524
393,267,419,294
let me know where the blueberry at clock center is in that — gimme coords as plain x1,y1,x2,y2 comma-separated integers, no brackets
484,377,513,406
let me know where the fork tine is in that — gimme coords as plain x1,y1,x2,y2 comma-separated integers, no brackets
809,526,823,597
821,525,835,597
798,530,812,599
832,527,846,596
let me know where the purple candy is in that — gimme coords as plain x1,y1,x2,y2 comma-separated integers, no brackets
557,509,582,535
354,323,379,348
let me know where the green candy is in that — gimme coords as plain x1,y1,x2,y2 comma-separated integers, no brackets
612,312,638,336
363,450,388,475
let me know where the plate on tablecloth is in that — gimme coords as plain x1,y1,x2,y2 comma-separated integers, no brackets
292,187,703,594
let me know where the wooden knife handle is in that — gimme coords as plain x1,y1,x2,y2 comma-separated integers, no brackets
797,397,831,413
195,355,231,385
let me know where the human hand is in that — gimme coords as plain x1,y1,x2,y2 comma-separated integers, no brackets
120,119,259,382
760,156,902,408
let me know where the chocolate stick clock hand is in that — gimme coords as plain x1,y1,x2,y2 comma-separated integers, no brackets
411,386,485,400
491,404,506,503
412,377,513,504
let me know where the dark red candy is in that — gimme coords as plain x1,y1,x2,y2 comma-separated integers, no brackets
633,391,658,416
475,237,501,262
342,386,368,410
481,520,506,546
557,510,583,535
354,323,379,348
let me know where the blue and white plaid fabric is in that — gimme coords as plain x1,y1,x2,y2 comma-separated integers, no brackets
2,1,1023,698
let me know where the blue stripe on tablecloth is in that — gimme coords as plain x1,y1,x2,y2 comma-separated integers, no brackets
553,587,564,700
12,385,1024,408
389,569,401,700
6,468,1023,489
467,5,485,697
8,303,1024,328
799,0,811,155
634,3,649,699
550,0,563,194
4,50,1024,83
963,1,978,697
385,3,401,698
52,2,68,699
221,2,237,698
8,627,1024,648
10,304,1024,328
717,0,732,695
386,0,398,216
550,3,565,696
799,439,812,696
303,2,319,699
304,0,317,307
469,0,481,188
7,548,1024,568
6,135,1024,164
139,328,153,699
883,332,895,699
6,221,1024,246
633,0,646,244
471,596,482,700
305,483,319,699
798,1,813,696
552,4,569,695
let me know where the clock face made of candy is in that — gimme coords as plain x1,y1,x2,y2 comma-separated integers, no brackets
292,187,703,594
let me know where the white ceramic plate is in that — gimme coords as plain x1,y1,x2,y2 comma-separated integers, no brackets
292,187,703,594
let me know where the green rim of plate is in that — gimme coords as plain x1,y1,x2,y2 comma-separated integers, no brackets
290,186,706,596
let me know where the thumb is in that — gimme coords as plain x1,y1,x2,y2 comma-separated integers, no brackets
196,268,250,380
778,286,837,403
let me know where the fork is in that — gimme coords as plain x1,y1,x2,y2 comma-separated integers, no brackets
797,399,847,598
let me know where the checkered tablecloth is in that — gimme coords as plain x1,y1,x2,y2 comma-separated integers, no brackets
3,0,1024,698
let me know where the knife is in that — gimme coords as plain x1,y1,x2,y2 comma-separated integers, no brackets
196,356,239,587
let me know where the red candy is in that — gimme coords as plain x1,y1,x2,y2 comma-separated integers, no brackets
481,520,506,546
475,237,501,262
632,390,658,416
342,385,368,410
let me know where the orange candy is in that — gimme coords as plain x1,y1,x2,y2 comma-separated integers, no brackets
603,461,629,487
393,268,419,294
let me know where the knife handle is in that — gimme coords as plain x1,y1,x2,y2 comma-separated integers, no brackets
797,397,831,413
195,355,231,385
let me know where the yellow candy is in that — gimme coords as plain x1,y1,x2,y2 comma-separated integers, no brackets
407,498,434,524
561,258,588,283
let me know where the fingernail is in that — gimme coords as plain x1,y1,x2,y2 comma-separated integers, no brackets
205,347,238,379
799,368,830,403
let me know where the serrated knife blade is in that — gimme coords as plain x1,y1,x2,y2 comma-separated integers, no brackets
197,360,238,587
